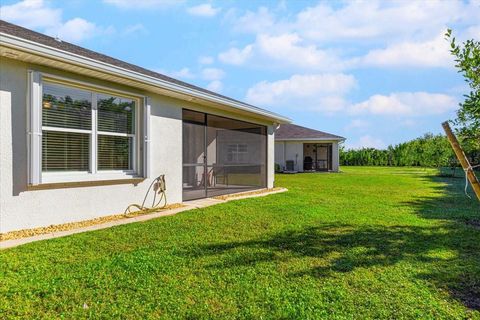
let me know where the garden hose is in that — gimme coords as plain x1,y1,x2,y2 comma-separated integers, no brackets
124,175,167,215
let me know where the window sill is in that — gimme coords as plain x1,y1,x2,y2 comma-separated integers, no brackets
27,177,145,191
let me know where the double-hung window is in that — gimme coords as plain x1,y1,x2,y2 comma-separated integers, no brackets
28,72,150,185
226,144,248,163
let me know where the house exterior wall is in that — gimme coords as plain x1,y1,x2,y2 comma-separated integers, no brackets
274,141,304,172
331,141,340,172
0,58,275,233
274,140,341,173
274,140,284,171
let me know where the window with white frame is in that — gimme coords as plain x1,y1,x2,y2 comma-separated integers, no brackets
42,82,93,172
226,143,248,163
28,72,150,185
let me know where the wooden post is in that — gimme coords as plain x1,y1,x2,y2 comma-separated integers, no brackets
442,121,480,201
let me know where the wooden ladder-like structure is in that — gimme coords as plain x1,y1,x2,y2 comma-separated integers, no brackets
442,121,480,201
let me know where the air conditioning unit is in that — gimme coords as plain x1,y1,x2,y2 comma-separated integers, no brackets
286,160,295,171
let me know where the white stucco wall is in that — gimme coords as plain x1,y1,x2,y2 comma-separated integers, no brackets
274,140,284,171
274,141,304,172
331,141,340,172
274,140,341,172
0,58,276,233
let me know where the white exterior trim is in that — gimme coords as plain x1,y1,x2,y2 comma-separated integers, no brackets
143,97,151,178
31,73,146,184
91,93,98,174
27,70,42,185
1,32,291,124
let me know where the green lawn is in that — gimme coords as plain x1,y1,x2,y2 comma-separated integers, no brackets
1,167,480,319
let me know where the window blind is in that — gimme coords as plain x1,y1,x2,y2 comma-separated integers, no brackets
42,82,92,172
97,93,135,171
42,82,92,130
98,135,133,170
97,94,134,134
42,131,90,172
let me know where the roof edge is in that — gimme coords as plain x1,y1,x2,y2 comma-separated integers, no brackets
275,137,346,142
0,32,291,124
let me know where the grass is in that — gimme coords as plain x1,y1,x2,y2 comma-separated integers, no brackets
1,166,479,319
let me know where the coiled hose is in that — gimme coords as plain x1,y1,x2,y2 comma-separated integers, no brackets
124,175,167,215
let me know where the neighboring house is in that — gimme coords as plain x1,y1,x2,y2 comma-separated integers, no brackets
275,124,345,173
0,20,290,233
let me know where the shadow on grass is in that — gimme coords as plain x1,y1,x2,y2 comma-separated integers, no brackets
186,173,480,310
401,173,480,310
403,173,479,224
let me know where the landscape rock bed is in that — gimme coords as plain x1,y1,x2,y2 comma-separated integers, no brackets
0,204,184,241
212,188,286,201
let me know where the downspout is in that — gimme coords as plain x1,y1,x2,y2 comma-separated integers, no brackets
273,123,285,171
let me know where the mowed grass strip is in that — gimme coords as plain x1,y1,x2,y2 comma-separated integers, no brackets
1,167,479,319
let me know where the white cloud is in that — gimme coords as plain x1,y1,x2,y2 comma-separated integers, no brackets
219,33,343,71
220,1,480,70
347,135,386,150
345,119,370,131
201,68,225,81
357,33,454,68
123,23,147,36
0,0,61,29
198,56,214,65
103,0,180,9
295,1,479,43
218,45,253,65
168,67,195,79
255,33,344,70
187,3,220,17
1,0,112,43
206,80,223,92
231,7,276,33
350,92,457,116
246,73,356,112
228,0,480,43
46,18,99,43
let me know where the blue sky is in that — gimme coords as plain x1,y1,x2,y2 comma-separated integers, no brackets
2,0,479,148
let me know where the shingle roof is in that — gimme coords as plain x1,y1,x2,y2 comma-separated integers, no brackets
275,124,345,140
0,20,284,120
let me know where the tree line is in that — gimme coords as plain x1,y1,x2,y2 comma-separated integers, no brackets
340,133,479,167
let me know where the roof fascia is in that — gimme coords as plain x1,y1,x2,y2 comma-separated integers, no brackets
0,32,291,123
275,138,346,142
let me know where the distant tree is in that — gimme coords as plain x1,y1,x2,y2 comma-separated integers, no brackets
340,133,457,168
445,29,480,151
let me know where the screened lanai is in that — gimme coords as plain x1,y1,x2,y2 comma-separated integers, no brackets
182,109,267,201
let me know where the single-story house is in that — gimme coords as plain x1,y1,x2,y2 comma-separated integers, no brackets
275,124,345,173
0,20,290,233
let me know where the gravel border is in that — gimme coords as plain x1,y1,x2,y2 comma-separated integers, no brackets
0,204,184,242
1,188,288,249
